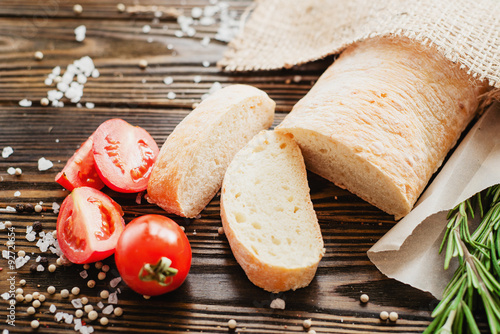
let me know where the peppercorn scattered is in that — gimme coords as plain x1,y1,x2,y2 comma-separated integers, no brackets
34,204,43,213
87,280,96,288
32,300,41,308
48,264,56,272
389,312,398,322
27,306,36,315
139,59,148,69
117,3,126,12
100,317,109,326
47,286,56,294
360,294,369,303
303,318,312,329
34,51,44,60
25,204,34,213
31,320,40,329
40,97,49,106
98,272,106,280
100,290,109,299
380,311,389,321
60,289,69,298
25,294,33,302
73,4,83,14
71,287,80,296
32,221,43,233
15,204,25,212
88,310,98,321
75,309,84,318
114,307,123,316
228,319,237,329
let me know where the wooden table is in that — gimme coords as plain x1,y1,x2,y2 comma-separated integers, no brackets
0,1,443,333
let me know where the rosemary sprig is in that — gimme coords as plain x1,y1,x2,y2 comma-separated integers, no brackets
424,184,500,334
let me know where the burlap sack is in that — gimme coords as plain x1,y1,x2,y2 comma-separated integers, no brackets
219,0,500,89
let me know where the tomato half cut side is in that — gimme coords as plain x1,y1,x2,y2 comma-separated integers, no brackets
57,186,125,264
92,119,159,193
115,214,192,296
55,134,105,191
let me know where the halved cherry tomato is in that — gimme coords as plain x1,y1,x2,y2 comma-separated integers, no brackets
55,134,105,191
57,187,125,264
115,214,191,296
92,119,159,193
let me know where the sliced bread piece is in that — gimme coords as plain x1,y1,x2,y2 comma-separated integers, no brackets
147,84,275,218
221,130,325,292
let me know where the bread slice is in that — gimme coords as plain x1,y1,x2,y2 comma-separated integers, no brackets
147,84,275,218
276,37,487,219
220,130,325,292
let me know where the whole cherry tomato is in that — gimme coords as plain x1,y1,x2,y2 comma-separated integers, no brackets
115,214,192,296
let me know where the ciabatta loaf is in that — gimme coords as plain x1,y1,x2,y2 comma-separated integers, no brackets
147,84,275,218
221,130,325,292
276,37,487,219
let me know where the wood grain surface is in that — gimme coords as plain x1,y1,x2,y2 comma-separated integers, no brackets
0,1,475,333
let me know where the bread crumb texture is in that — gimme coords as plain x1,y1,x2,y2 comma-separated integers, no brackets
221,130,324,292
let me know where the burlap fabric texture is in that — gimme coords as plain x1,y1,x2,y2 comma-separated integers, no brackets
218,0,500,89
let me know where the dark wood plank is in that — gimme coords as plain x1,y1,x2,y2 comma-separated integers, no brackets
0,1,452,333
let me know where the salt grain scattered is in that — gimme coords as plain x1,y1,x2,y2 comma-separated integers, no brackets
163,77,173,85
36,264,45,272
193,75,201,83
97,301,104,309
202,60,210,67
52,202,60,214
74,25,86,42
167,92,176,99
270,298,286,309
142,25,151,33
2,147,13,158
71,299,83,308
102,304,114,315
110,277,122,288
108,292,118,304
7,167,15,175
50,304,57,313
85,102,95,109
80,270,88,279
38,157,53,171
13,191,20,197
19,99,32,107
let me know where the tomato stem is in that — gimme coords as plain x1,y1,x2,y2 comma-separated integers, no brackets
139,257,178,286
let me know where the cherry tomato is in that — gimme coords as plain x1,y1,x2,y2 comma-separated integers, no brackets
92,118,159,193
55,134,105,191
115,214,192,296
57,187,125,264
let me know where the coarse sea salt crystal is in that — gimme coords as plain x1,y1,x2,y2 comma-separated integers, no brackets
1,292,10,300
65,314,74,324
191,7,203,18
37,264,45,272
38,157,53,171
80,270,88,279
18,99,32,107
91,69,99,78
47,90,64,101
201,36,210,47
7,167,16,175
74,318,82,331
108,292,118,304
270,297,286,309
15,255,30,269
75,25,86,42
167,92,176,99
85,102,95,109
52,202,60,214
97,301,104,309
26,232,36,242
13,191,20,197
142,25,151,33
55,311,63,320
193,75,201,83
110,277,122,288
2,250,9,259
102,305,114,315
36,256,41,262
163,77,173,85
71,299,83,308
0,222,5,230
2,147,13,158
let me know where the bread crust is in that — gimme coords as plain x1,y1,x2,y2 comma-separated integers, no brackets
147,85,275,218
277,37,487,219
